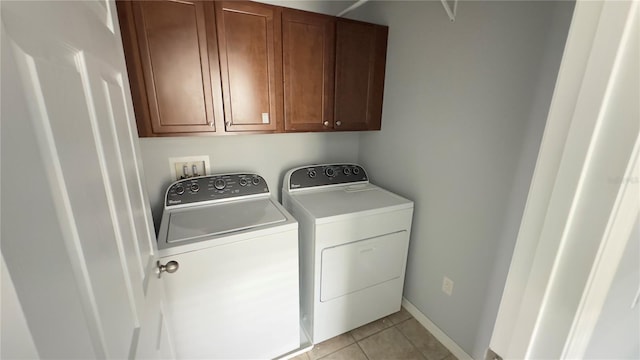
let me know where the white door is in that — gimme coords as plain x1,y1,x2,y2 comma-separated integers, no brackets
1,1,174,358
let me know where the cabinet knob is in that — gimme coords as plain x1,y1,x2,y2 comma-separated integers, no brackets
208,122,214,127
157,260,179,278
323,121,329,127
335,121,342,127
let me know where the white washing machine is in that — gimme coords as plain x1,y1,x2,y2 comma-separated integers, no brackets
157,173,300,359
282,164,413,343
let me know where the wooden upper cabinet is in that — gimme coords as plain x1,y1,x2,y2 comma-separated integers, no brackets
117,1,389,136
117,0,224,136
282,9,335,132
334,19,388,131
215,1,282,132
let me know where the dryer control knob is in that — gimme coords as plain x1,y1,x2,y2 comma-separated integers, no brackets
175,185,185,195
190,183,199,192
352,167,360,175
252,177,261,186
214,178,226,190
308,169,317,178
343,167,351,175
239,178,248,187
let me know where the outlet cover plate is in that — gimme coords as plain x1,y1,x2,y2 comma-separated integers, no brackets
442,276,454,296
169,155,210,181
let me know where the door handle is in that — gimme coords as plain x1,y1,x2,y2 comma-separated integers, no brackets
157,260,179,278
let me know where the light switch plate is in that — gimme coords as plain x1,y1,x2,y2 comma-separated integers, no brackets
169,155,210,181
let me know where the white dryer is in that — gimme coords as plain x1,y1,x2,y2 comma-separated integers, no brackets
282,164,413,343
157,173,300,359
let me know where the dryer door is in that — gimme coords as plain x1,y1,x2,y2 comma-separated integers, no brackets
320,231,408,302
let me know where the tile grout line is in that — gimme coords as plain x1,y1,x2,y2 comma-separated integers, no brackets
354,339,371,360
394,321,428,360
352,327,388,343
314,312,414,360
394,318,455,360
314,335,356,360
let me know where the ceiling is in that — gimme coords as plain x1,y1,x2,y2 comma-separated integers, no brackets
254,0,359,16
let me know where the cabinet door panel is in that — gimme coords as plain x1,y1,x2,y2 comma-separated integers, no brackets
127,0,221,135
216,1,281,132
283,10,335,132
335,20,388,131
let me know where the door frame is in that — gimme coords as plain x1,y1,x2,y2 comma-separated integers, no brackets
489,0,639,358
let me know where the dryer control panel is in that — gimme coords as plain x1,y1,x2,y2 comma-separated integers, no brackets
288,164,368,190
165,174,268,207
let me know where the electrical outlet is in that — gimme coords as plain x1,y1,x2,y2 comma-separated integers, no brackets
169,155,210,181
174,161,205,179
442,276,454,296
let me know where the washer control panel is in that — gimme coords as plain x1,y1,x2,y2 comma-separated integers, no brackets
289,164,368,189
165,174,268,207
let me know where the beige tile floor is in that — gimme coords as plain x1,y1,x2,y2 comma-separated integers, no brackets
291,307,457,360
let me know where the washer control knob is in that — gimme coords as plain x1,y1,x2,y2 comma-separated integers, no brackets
175,185,185,195
325,167,335,178
214,178,226,190
308,169,317,178
343,167,351,175
252,177,261,186
352,167,360,175
190,183,199,192
239,178,248,187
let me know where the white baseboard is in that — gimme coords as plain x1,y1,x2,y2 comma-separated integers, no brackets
401,298,473,360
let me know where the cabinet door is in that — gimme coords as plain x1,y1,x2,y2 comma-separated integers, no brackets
282,9,335,132
216,1,282,132
118,0,224,136
335,20,388,131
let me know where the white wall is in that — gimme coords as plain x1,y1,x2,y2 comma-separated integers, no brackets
139,133,359,231
256,0,356,16
472,2,575,356
347,1,573,357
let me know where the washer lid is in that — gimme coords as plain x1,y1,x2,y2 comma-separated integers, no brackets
166,198,287,243
291,184,413,220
